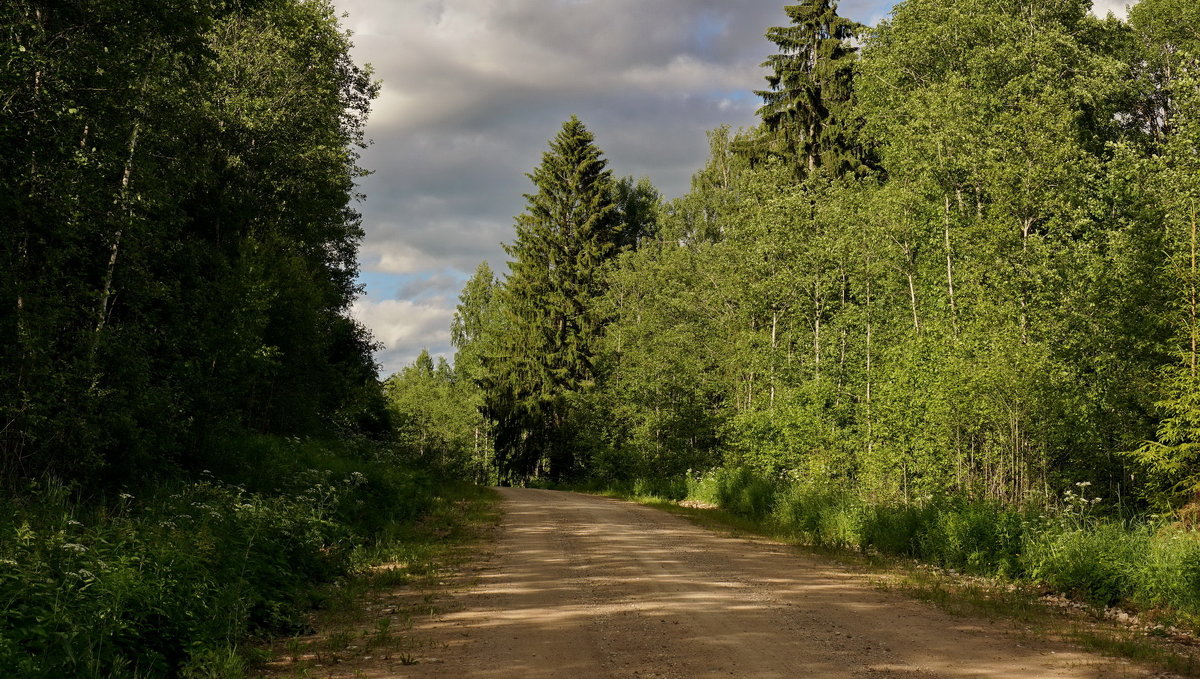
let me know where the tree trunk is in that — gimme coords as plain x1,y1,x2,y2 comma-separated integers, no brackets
89,121,140,389
813,273,822,379
770,308,778,408
865,272,873,461
943,195,958,333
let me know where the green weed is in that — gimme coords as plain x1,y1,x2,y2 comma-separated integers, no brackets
0,436,446,678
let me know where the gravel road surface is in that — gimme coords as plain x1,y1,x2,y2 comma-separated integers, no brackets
394,488,1163,678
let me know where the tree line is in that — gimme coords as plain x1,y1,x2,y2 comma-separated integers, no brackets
2,0,386,487
390,0,1200,512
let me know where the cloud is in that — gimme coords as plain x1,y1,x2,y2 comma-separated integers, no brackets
394,270,469,301
336,0,871,279
1090,0,1136,18
331,0,837,374
349,298,455,374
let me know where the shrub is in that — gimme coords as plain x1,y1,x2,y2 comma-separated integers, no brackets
712,468,778,520
0,438,440,678
631,477,688,500
1025,522,1149,606
918,503,1026,576
1132,527,1200,616
860,503,934,558
771,485,864,548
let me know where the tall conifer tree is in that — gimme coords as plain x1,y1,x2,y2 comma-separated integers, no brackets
754,1,867,177
485,116,622,481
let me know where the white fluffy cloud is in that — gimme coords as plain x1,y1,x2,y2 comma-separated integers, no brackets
349,298,455,374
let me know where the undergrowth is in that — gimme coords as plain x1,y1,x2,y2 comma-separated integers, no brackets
263,483,500,676
599,467,1200,629
0,435,450,678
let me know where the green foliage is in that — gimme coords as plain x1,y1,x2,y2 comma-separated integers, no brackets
711,467,778,520
524,0,1184,513
479,117,627,482
752,1,868,177
1124,68,1200,503
0,0,382,485
384,351,493,482
1135,529,1200,615
0,437,439,678
1026,523,1149,606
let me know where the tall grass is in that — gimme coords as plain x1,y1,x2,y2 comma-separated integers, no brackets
625,468,1200,626
0,436,442,678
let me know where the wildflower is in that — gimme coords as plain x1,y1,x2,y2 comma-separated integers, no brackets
61,543,87,553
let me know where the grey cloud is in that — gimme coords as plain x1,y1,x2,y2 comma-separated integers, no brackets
339,0,818,272
395,271,469,301
351,297,455,374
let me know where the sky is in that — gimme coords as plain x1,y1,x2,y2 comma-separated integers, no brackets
332,0,1136,376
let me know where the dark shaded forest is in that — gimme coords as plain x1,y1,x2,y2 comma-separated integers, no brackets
1,2,465,676
2,0,385,485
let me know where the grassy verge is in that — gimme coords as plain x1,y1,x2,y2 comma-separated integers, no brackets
0,435,481,678
259,482,501,676
585,470,1200,676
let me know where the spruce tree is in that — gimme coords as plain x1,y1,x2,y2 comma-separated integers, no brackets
486,116,622,481
754,1,867,178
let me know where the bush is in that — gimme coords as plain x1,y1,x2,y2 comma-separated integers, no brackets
712,468,778,520
686,471,721,505
0,437,440,678
1025,522,1149,606
1132,527,1200,616
771,485,863,549
631,477,688,500
860,503,934,558
918,503,1026,576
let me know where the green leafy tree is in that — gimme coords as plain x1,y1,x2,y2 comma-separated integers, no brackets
0,0,381,485
384,351,483,477
450,262,501,482
1128,0,1200,146
1127,69,1200,505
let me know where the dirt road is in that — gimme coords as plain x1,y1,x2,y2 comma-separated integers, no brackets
395,488,1162,678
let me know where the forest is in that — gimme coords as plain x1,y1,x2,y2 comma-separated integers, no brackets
400,0,1200,509
387,0,1200,631
7,0,1200,675
0,1,454,676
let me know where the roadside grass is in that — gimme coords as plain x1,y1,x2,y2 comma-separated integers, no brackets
585,474,1200,677
259,483,501,678
0,435,487,678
